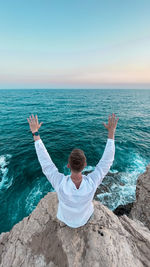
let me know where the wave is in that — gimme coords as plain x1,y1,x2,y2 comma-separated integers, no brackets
97,152,148,210
25,180,44,213
0,154,13,191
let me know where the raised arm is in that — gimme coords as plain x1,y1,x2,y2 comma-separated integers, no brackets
87,113,119,188
27,114,64,192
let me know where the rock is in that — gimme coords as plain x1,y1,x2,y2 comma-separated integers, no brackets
113,202,134,216
129,164,150,230
0,191,150,267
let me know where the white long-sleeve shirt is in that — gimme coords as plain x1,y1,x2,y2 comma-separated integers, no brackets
34,138,115,228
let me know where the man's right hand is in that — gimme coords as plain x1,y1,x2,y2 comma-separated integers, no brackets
103,113,119,139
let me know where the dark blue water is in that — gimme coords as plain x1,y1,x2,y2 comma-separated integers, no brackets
0,89,150,234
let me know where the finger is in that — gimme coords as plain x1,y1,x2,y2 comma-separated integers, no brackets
39,122,43,128
27,118,31,124
116,117,119,122
108,114,111,121
115,117,119,127
112,113,116,123
32,114,36,123
29,116,33,123
108,114,111,125
35,114,39,124
103,122,108,129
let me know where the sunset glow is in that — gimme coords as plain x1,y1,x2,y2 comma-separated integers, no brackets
0,0,150,89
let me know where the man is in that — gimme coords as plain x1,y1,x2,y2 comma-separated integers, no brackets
27,113,119,228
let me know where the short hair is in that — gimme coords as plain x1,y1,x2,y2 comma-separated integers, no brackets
68,148,86,173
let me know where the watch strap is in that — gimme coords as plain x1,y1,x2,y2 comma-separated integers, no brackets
32,131,39,136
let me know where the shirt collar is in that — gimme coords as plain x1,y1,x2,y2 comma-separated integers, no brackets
69,175,85,190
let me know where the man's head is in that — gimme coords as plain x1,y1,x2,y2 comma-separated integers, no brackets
67,148,87,173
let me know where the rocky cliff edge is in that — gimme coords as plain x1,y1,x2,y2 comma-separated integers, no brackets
0,165,150,267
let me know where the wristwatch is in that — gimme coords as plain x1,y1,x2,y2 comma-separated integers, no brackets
32,131,39,136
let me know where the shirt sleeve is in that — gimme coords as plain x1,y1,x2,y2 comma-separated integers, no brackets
34,138,64,192
86,138,115,188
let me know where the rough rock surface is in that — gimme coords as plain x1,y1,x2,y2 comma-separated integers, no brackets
129,164,150,230
0,191,150,267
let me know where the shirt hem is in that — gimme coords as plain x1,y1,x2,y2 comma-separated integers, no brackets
57,209,94,228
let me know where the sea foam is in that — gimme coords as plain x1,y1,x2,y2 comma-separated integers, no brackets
97,152,148,210
0,154,13,190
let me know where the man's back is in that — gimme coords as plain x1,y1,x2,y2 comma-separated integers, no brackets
34,138,115,228
57,174,96,227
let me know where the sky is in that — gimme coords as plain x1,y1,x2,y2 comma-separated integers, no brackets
0,0,150,89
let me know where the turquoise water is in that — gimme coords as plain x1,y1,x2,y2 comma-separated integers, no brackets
0,89,150,234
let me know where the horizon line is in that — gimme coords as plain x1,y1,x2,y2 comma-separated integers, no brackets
0,88,150,90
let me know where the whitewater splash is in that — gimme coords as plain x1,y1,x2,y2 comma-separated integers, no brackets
0,154,13,190
97,152,148,210
25,178,44,213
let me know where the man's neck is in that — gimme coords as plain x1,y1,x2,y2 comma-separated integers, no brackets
71,172,82,183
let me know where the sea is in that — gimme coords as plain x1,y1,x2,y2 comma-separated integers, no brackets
0,89,150,234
